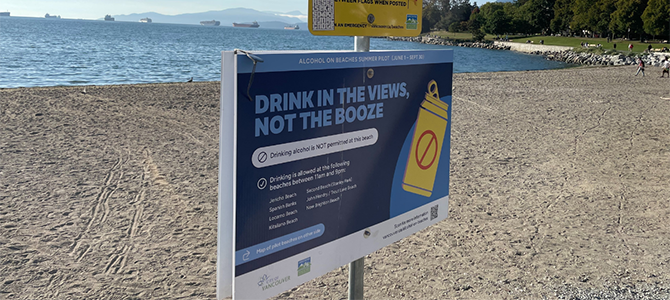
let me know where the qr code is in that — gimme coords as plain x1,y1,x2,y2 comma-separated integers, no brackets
312,0,334,31
430,205,439,221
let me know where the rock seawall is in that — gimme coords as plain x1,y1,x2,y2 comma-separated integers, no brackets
535,50,667,67
496,41,668,67
387,36,511,50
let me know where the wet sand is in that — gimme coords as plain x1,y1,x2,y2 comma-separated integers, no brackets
1,66,669,299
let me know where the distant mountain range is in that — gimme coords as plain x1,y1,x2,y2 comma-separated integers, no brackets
107,7,306,29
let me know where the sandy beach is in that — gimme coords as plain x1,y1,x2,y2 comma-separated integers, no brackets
1,65,669,299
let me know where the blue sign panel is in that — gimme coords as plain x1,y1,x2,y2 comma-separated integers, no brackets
224,50,453,299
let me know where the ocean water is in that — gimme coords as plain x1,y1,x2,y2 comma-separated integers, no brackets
0,17,570,88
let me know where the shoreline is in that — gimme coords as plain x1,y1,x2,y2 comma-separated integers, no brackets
2,67,670,299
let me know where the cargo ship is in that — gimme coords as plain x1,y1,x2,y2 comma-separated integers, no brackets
200,20,220,26
232,21,259,28
284,24,299,30
45,13,61,19
104,15,114,21
139,17,152,23
0,11,10,17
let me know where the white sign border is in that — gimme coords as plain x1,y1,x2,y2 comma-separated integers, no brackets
218,51,237,299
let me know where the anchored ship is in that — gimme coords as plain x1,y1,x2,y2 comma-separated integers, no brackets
0,11,10,17
284,24,299,30
139,17,152,23
104,15,114,21
200,20,220,26
45,13,61,19
232,21,259,28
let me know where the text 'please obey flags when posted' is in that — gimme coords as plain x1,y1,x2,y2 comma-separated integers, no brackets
309,0,422,36
218,50,453,300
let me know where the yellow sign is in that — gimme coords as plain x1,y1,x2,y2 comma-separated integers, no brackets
309,0,422,37
402,80,448,197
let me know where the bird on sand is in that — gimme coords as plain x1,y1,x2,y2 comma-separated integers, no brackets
187,77,193,82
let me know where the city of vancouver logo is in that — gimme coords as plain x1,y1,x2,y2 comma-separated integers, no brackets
258,274,290,291
298,257,311,276
406,14,418,30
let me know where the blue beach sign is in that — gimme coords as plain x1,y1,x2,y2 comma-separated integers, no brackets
219,49,453,300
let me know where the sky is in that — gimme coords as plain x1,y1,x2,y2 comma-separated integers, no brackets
1,0,309,19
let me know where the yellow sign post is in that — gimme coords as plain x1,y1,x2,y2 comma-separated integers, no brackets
308,3,423,299
309,0,422,37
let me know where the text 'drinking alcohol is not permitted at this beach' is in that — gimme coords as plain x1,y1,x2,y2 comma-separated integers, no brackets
251,128,378,168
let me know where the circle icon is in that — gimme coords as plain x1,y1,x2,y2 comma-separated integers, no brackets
367,68,374,79
257,178,267,190
367,14,375,24
258,151,268,163
415,130,438,170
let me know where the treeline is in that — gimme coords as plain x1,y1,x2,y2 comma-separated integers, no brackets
422,0,670,41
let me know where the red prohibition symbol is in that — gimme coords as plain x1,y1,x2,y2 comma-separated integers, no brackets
415,130,439,170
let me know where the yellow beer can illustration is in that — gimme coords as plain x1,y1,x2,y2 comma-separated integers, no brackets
402,80,449,197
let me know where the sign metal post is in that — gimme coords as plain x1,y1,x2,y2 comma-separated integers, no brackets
348,256,365,300
354,36,370,53
349,35,370,300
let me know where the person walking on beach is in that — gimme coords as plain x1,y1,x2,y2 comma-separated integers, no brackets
661,57,670,78
635,58,645,76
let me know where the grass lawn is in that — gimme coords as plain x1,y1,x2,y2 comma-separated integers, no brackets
509,35,668,53
427,31,670,54
429,30,496,41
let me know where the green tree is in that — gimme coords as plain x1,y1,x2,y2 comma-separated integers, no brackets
443,0,474,30
609,0,649,40
448,21,462,32
593,0,616,37
453,0,475,22
422,0,443,33
479,3,512,35
550,0,574,34
436,17,453,31
570,0,616,37
518,0,556,33
502,3,529,34
487,10,512,35
438,0,452,12
571,0,597,34
641,0,670,39
468,4,486,40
